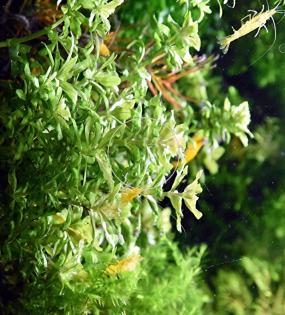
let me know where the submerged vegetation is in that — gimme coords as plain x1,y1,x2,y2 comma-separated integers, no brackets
0,0,284,314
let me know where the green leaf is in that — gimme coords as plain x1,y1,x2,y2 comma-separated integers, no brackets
110,99,135,121
203,146,225,175
182,170,203,219
57,98,71,121
8,170,17,193
60,80,78,104
58,56,78,81
95,150,114,191
98,0,124,19
168,194,183,232
171,166,188,191
94,72,121,88
99,125,125,148
16,89,26,100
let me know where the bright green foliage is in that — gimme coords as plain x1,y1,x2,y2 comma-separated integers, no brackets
125,239,208,315
4,0,281,314
201,98,253,146
165,168,203,231
0,0,227,313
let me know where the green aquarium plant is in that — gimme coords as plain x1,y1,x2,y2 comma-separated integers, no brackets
0,0,259,314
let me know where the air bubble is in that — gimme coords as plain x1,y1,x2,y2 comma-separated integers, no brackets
278,43,285,53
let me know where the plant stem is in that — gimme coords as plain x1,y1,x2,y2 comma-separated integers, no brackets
0,17,65,48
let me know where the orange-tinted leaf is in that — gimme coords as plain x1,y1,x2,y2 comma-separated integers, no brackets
106,255,142,275
121,187,143,204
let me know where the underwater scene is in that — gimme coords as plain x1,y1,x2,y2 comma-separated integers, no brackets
0,0,285,314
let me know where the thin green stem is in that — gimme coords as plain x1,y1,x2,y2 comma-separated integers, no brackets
0,17,65,48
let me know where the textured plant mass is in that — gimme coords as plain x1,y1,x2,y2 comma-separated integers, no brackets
0,0,284,314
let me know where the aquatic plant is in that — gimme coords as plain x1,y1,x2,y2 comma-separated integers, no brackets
4,0,283,314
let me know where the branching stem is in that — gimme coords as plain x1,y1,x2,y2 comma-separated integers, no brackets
0,17,64,48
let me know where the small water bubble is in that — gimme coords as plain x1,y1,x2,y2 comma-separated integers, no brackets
278,43,285,54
